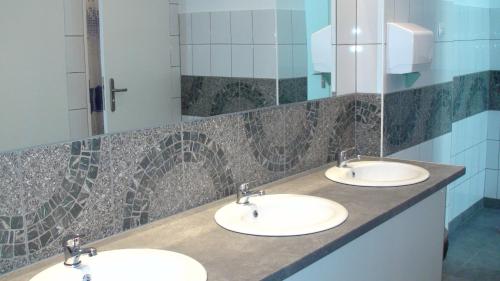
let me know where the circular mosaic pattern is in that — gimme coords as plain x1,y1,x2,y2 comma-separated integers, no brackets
122,132,234,230
243,102,319,172
0,139,102,266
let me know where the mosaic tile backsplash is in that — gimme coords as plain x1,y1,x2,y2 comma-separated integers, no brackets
0,93,381,275
384,71,500,155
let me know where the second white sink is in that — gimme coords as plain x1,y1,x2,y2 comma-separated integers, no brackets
325,161,430,187
215,194,348,236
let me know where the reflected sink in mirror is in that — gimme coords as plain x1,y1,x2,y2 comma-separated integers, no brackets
215,194,348,236
30,249,207,281
325,161,430,187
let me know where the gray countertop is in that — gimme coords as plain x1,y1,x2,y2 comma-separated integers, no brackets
1,159,465,281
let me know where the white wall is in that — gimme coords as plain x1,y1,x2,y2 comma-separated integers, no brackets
0,0,70,151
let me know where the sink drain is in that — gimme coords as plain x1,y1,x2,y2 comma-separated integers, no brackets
82,274,92,281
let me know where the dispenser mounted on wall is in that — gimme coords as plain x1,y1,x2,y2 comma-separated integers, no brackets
387,23,434,74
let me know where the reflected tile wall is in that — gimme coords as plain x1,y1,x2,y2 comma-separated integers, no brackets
0,94,360,275
181,76,277,117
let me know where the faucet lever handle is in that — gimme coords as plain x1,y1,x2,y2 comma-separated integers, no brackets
62,234,85,248
239,183,250,193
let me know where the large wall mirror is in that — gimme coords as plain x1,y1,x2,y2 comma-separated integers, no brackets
0,0,335,152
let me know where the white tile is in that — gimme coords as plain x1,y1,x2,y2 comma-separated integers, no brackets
210,12,231,44
336,45,356,95
65,37,86,73
66,73,87,110
167,97,182,124
231,11,253,44
337,0,356,44
252,10,276,44
64,0,84,35
471,171,486,203
432,133,452,164
192,45,210,76
179,13,192,45
211,45,231,77
232,45,253,78
169,4,179,36
170,36,180,67
169,67,181,98
356,45,383,93
191,12,210,44
357,0,384,44
254,45,276,79
278,45,293,79
293,44,308,77
491,41,500,71
292,10,307,44
69,109,89,139
486,140,500,170
394,0,410,22
478,141,487,172
485,169,499,198
465,145,480,177
488,111,500,140
180,45,193,75
277,10,293,44
409,0,436,35
420,139,434,162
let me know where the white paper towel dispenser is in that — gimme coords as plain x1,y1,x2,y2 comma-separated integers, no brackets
387,23,434,74
311,25,333,74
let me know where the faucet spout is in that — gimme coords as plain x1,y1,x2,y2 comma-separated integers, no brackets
236,183,265,204
62,235,97,267
337,147,361,168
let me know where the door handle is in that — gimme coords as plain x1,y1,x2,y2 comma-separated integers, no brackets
110,78,128,112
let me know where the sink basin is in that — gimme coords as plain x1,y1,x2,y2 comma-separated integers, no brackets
214,194,348,236
30,249,207,281
325,161,430,187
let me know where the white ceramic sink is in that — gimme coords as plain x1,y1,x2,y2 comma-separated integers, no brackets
214,194,348,236
325,161,430,187
30,249,207,281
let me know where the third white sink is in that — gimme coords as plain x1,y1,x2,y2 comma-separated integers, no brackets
215,194,348,236
325,161,430,187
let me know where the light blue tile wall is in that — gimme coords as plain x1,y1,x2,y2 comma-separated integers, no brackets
389,111,491,225
484,111,500,199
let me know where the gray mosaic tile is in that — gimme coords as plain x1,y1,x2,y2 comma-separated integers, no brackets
384,89,425,155
68,137,115,244
0,153,24,216
279,77,308,105
355,94,382,157
453,71,489,122
489,71,500,111
20,144,71,213
110,126,180,231
325,95,356,163
239,106,286,186
238,78,277,112
182,115,238,198
283,101,324,176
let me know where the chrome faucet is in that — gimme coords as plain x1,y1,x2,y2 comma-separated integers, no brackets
62,234,97,267
236,183,265,205
337,147,361,168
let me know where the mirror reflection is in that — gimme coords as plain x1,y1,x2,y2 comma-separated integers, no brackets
0,0,334,152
